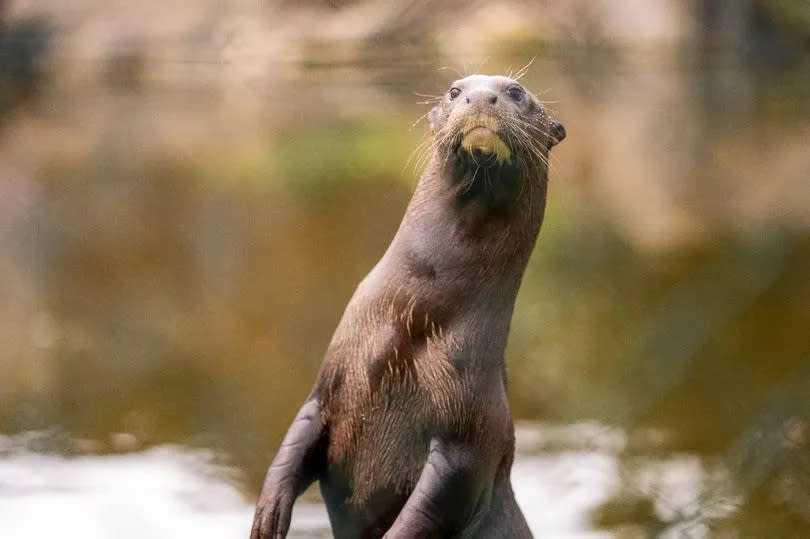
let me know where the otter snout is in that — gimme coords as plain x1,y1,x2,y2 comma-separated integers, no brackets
465,88,499,107
455,91,512,164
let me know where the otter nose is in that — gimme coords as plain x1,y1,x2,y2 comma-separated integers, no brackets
465,89,498,106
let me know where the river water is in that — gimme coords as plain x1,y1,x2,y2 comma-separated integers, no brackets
2,422,727,539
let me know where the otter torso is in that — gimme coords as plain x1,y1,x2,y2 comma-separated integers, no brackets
252,74,565,539
318,155,540,537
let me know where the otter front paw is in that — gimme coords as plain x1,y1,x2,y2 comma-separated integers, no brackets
250,484,295,539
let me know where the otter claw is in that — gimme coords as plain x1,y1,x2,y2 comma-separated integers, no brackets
250,490,293,539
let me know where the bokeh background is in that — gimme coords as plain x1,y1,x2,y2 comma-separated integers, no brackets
1,1,809,537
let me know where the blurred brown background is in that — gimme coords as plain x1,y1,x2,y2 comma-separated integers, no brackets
1,1,809,537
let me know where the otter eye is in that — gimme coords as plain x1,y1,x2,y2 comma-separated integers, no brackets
507,85,524,101
449,87,461,99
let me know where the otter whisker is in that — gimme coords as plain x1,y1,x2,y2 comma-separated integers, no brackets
473,57,489,75
409,110,432,130
513,56,536,81
505,117,559,172
498,117,553,170
544,151,563,178
405,132,434,164
405,132,439,177
414,144,437,176
412,148,437,179
461,164,482,196
507,115,553,138
500,117,537,143
437,65,465,79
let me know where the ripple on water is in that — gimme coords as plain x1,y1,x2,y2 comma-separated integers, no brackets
0,423,731,539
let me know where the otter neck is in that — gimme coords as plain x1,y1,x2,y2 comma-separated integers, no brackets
347,151,548,372
400,151,547,270
371,150,547,323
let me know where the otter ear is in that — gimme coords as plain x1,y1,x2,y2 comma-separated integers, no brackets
427,105,442,132
548,120,566,148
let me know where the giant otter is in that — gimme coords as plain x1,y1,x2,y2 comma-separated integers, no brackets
251,74,565,539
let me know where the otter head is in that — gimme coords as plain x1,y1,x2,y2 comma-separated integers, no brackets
427,75,565,205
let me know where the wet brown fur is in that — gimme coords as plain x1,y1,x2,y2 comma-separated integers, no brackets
316,76,562,536
252,74,565,539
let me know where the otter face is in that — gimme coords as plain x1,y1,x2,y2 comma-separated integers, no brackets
428,75,565,168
